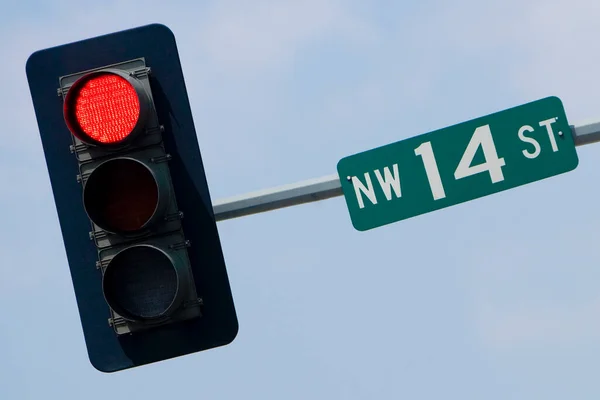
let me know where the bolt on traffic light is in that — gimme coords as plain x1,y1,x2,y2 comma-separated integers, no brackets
26,24,238,372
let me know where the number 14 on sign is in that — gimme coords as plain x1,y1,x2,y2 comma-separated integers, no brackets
411,119,561,202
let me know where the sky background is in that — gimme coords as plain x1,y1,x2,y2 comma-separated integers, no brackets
2,0,600,398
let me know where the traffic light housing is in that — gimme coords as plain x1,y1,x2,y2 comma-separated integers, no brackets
26,24,238,372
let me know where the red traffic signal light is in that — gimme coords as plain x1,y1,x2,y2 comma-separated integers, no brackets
27,24,238,372
63,70,150,146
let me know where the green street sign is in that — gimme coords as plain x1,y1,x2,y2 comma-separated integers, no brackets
337,96,579,231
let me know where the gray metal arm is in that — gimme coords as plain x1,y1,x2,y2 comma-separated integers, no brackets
571,120,600,146
213,174,342,221
213,120,600,222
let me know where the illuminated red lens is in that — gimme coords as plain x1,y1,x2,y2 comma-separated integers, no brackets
72,74,140,144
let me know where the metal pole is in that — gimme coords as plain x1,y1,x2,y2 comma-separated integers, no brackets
213,174,342,221
571,120,600,146
213,120,600,222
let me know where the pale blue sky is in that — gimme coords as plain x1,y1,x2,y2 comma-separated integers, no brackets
3,0,600,399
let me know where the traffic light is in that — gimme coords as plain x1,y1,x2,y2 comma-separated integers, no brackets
26,24,238,372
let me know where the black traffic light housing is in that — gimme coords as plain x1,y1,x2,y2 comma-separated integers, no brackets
26,24,238,372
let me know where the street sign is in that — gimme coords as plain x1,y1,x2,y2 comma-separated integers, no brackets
337,96,579,231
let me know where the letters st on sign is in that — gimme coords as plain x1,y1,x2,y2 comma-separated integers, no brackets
337,96,579,231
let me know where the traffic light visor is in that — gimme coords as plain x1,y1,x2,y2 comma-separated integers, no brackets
63,70,149,146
